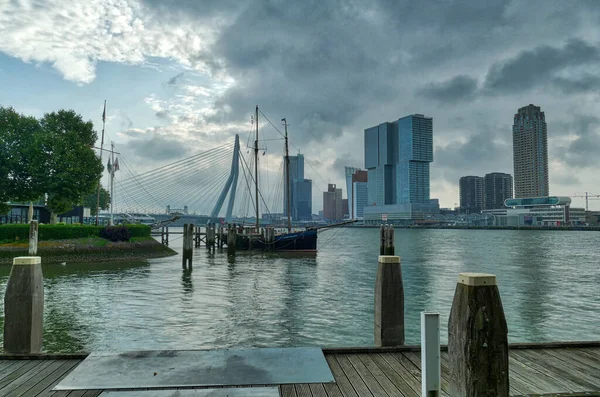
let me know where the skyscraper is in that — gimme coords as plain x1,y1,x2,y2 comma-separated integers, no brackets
283,153,312,221
484,172,513,210
344,166,359,218
323,183,342,221
459,176,484,213
363,114,437,224
351,169,368,219
513,104,549,198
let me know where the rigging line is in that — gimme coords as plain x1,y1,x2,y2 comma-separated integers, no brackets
238,147,255,218
257,108,285,138
118,141,234,181
238,146,272,217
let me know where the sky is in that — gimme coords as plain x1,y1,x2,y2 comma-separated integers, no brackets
1,0,599,213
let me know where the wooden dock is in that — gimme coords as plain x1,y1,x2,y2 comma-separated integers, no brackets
1,343,599,397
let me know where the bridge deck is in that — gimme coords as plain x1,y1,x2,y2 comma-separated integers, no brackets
1,346,600,397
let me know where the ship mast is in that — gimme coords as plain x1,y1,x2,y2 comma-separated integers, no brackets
283,118,292,232
254,105,259,231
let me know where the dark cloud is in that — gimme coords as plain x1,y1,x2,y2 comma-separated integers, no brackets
126,132,191,161
555,115,600,168
420,75,478,103
552,173,581,186
433,129,512,184
483,39,600,93
552,75,600,94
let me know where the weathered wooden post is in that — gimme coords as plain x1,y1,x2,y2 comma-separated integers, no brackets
161,227,165,245
448,273,508,397
206,223,215,251
182,224,193,269
3,256,44,354
29,221,39,255
374,255,404,346
379,225,395,255
227,224,237,255
165,226,169,246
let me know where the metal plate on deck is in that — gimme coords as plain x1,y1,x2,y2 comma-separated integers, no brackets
100,387,280,396
55,347,334,390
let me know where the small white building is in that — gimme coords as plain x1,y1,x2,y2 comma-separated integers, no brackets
482,196,586,227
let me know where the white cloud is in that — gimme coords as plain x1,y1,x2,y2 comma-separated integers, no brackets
0,0,216,83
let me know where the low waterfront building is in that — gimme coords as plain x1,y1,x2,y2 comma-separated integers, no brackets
482,196,586,226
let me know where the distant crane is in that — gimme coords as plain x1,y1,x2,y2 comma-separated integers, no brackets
572,192,600,211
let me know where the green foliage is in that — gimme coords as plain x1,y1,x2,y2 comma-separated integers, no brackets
125,224,151,238
0,224,150,241
83,186,110,216
0,107,103,218
40,110,103,215
100,226,131,242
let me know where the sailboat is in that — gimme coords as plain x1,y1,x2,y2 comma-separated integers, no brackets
234,106,319,252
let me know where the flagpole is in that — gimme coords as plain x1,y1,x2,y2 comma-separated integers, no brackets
110,141,115,226
95,100,106,225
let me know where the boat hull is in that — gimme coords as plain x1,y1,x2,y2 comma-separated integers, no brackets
235,230,317,251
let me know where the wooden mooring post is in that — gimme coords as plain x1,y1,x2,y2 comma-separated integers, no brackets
161,226,169,246
3,256,44,354
374,254,404,346
29,220,38,255
226,224,237,255
207,223,216,251
380,224,394,255
182,224,193,269
448,273,508,397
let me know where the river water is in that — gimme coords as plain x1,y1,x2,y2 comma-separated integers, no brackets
0,228,599,352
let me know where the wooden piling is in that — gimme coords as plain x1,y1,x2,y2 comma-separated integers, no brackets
3,256,44,354
182,224,193,269
380,224,395,255
227,224,237,255
448,273,508,397
28,221,38,255
165,226,169,246
374,255,404,346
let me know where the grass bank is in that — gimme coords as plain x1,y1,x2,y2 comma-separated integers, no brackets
0,236,177,265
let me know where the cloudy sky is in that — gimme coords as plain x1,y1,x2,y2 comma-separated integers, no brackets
1,0,599,213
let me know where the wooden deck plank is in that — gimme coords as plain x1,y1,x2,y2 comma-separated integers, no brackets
0,360,30,381
523,349,600,390
571,348,600,365
10,359,66,396
321,381,344,397
295,383,314,397
308,383,328,397
368,354,418,397
544,348,600,375
0,360,52,392
510,349,581,392
345,354,392,397
377,353,422,397
356,354,406,397
281,384,298,397
325,355,359,397
0,360,55,396
24,360,80,397
401,351,450,397
335,355,375,397
507,354,566,394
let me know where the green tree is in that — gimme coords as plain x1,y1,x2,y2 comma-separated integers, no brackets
83,186,110,215
39,110,103,216
0,107,45,214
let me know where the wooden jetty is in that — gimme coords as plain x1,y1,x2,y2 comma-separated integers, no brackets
0,342,600,396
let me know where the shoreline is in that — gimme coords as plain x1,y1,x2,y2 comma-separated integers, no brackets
342,224,600,231
0,237,177,265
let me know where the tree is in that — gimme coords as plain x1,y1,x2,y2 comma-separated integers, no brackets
39,110,104,216
83,186,110,216
0,107,45,214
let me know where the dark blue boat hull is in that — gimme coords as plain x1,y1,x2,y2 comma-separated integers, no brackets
235,229,318,251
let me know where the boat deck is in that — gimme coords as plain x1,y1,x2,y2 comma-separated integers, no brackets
1,344,600,397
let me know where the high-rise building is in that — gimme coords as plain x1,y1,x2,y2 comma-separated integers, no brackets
344,166,359,218
484,172,513,210
459,176,484,213
513,104,549,198
351,169,368,219
323,183,343,221
283,153,312,221
342,199,349,219
363,114,437,224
